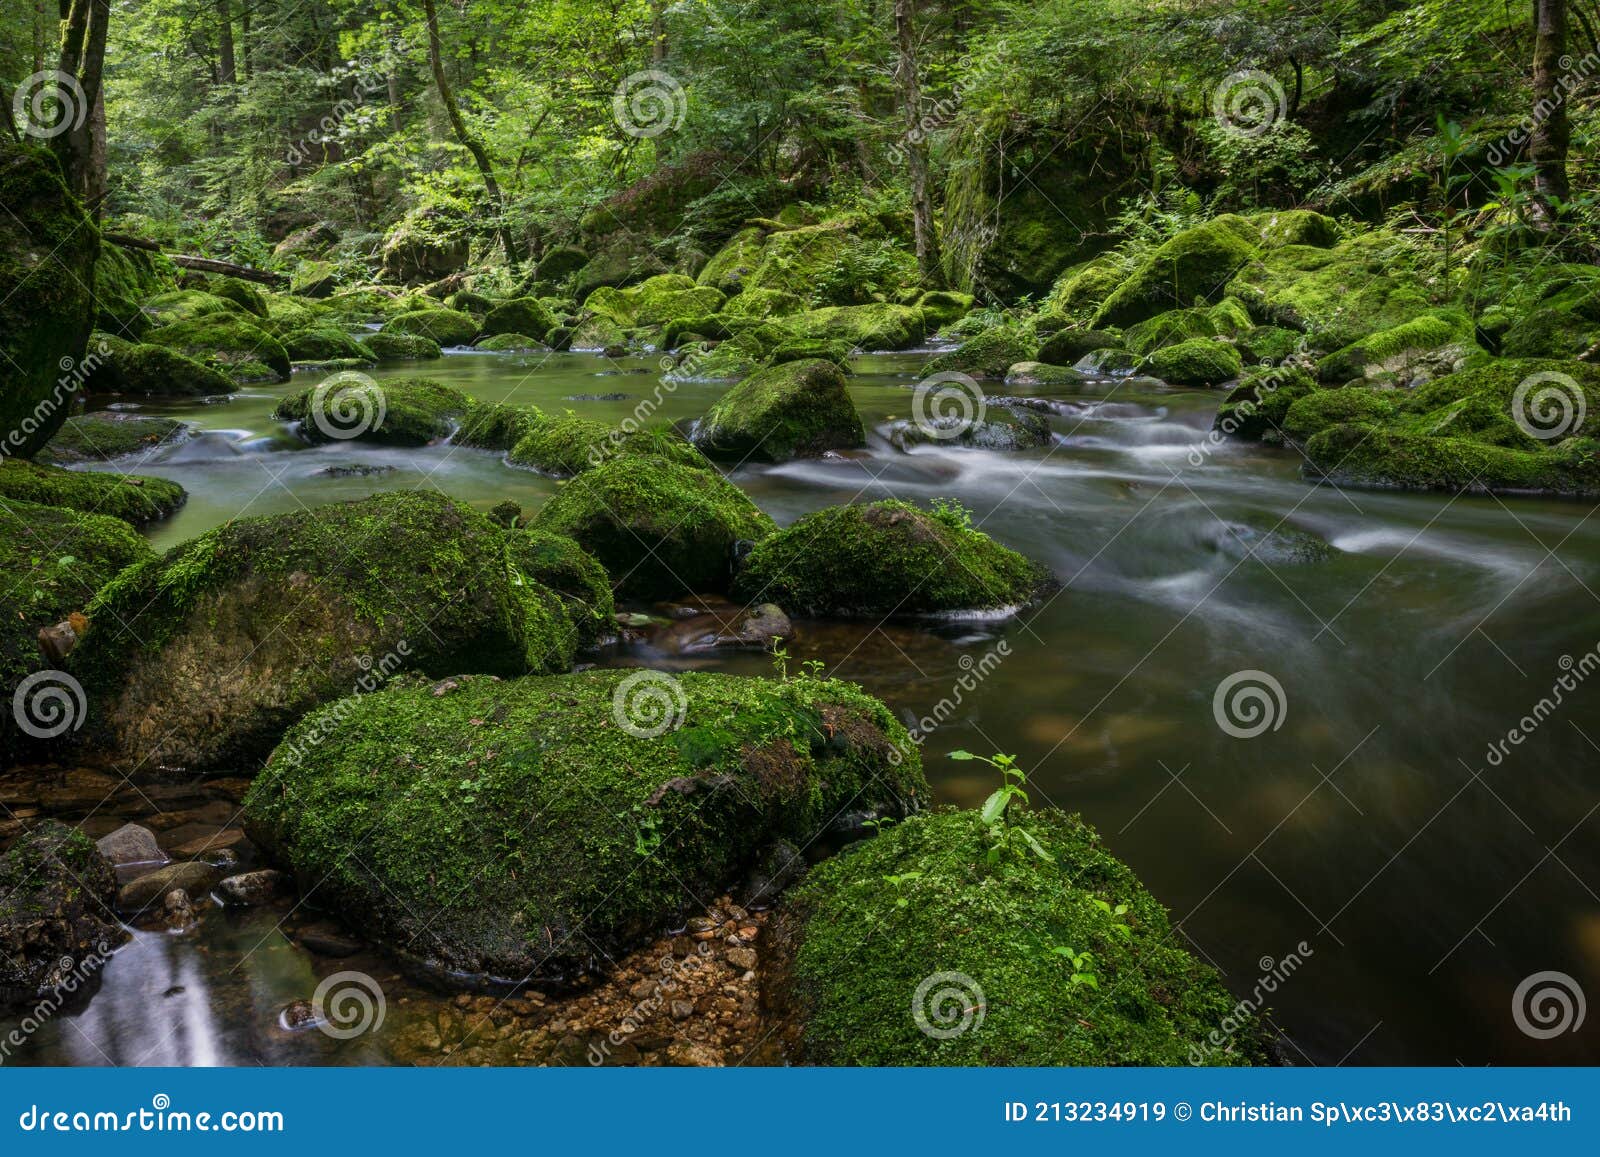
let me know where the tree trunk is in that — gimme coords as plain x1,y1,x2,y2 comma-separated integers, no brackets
33,0,46,74
894,0,941,285
217,0,237,85
1531,0,1571,224
54,0,109,218
421,0,519,268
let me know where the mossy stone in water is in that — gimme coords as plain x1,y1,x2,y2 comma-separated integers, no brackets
530,456,775,599
474,332,546,353
780,808,1268,1066
241,669,926,982
923,327,1034,379
1003,361,1088,389
70,490,575,772
697,226,769,292
1283,386,1398,443
0,459,186,525
86,334,236,396
363,331,442,361
274,377,469,446
481,297,556,342
1316,310,1473,384
508,412,710,477
381,308,480,348
282,327,375,364
37,414,188,465
720,286,806,320
143,315,291,383
783,304,927,351
1123,308,1219,356
505,528,615,644
694,358,864,462
1138,338,1243,386
1037,327,1122,366
1093,215,1261,328
733,499,1049,617
1213,364,1319,441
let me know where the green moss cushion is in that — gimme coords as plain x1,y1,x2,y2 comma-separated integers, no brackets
0,459,186,524
783,304,928,350
1093,215,1261,328
505,529,616,644
37,414,188,465
242,670,927,981
274,377,470,446
71,490,575,772
782,808,1268,1065
282,327,376,364
1138,338,1244,386
86,334,236,396
924,328,1034,379
481,297,556,341
363,331,443,360
381,308,480,347
733,499,1049,617
530,456,775,599
143,315,292,383
694,358,865,462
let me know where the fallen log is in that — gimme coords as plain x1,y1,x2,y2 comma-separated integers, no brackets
103,233,288,287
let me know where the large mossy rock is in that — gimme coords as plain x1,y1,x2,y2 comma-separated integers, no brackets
697,227,770,292
0,459,186,524
1,500,154,764
504,529,616,645
570,229,668,299
1037,328,1123,366
379,209,469,284
93,244,173,338
481,297,557,342
1249,208,1341,249
529,456,775,599
242,670,926,982
363,331,443,361
0,823,128,1006
733,499,1049,617
70,491,577,773
784,304,927,351
141,289,246,325
1138,338,1244,387
143,315,292,383
86,333,235,396
1093,216,1261,328
694,358,864,462
1213,365,1319,442
503,410,710,477
381,308,480,348
37,413,188,465
281,327,375,365
274,377,469,446
0,138,99,459
924,328,1034,380
584,275,726,328
777,808,1267,1066
1315,310,1475,384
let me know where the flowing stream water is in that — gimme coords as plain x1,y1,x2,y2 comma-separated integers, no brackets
7,348,1600,1066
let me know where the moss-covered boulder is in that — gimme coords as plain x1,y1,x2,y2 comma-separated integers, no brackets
585,275,726,328
697,226,771,292
381,308,480,348
0,500,154,763
93,244,173,338
1497,279,1600,359
1213,364,1319,442
694,359,864,462
1138,338,1243,386
143,315,292,383
363,331,442,361
508,411,710,477
778,808,1267,1066
481,297,556,342
274,376,470,446
1,138,99,459
887,406,1053,452
533,244,589,285
784,304,927,351
474,333,546,353
1003,362,1089,389
70,491,576,772
1282,386,1398,443
1250,208,1341,249
1093,215,1261,328
721,286,807,320
379,209,469,284
447,290,493,315
734,499,1048,617
1236,325,1306,365
454,400,541,452
37,414,188,465
242,670,925,981
0,459,186,524
530,456,775,599
1045,256,1125,321
504,528,615,645
141,289,245,325
0,823,129,1004
1316,310,1475,384
766,338,853,371
85,334,236,396
1037,328,1122,366
1123,309,1220,356
205,276,269,318
571,230,668,299
282,327,375,365
915,290,976,331
924,328,1034,380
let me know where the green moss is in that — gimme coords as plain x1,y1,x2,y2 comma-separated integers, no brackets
1036,328,1122,366
1213,365,1319,441
1093,215,1261,327
447,290,494,315
1045,256,1124,321
142,289,245,325
697,226,770,292
1283,387,1398,442
743,223,854,298
363,331,443,360
924,328,1033,379
454,400,542,452
721,286,807,320
0,459,186,524
1501,282,1600,358
530,456,775,599
206,276,269,318
482,297,556,341
1123,309,1219,357
1207,296,1254,334
504,528,615,644
282,327,375,364
474,333,546,352
1249,209,1341,249
1317,310,1473,383
1305,423,1600,496
584,275,726,329
508,412,614,476
274,376,470,446
242,669,925,980
288,260,337,298
916,290,975,330
1004,362,1089,388
37,413,188,465
143,315,291,382
786,808,1267,1066
534,245,589,285
381,308,480,348
734,499,1048,616
1138,338,1243,386
767,338,853,370
1236,326,1305,365
72,490,573,771
571,230,668,299
93,244,173,337
261,295,322,335
87,335,236,396
888,407,1053,451
694,358,864,462
781,303,927,351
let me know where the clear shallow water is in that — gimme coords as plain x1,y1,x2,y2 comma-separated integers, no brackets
11,349,1600,1065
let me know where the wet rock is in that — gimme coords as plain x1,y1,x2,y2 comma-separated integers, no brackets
167,829,254,861
116,861,220,913
0,822,128,1005
163,888,197,931
743,839,805,908
278,999,321,1032
96,822,167,867
666,1040,722,1067
725,946,758,972
296,922,363,957
216,869,287,906
314,463,398,479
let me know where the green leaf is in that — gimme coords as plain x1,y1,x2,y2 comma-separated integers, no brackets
1019,829,1055,863
980,789,1009,825
948,750,977,761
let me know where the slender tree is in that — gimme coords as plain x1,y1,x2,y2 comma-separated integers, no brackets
1530,0,1571,225
54,0,109,217
894,0,941,285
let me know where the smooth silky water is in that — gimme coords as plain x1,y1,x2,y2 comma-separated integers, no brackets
8,349,1599,1065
